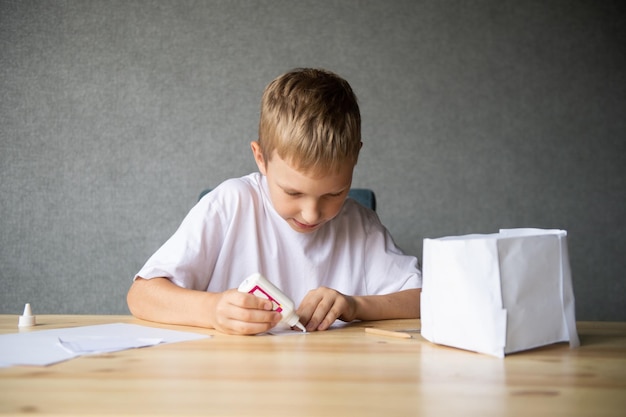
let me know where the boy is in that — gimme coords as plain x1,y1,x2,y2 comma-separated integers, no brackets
127,68,422,335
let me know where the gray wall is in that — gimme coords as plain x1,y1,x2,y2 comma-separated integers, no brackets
1,1,624,320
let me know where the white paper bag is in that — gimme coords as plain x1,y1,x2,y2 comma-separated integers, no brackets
421,228,580,358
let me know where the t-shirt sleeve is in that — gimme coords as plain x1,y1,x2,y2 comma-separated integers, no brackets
361,210,423,294
134,190,227,291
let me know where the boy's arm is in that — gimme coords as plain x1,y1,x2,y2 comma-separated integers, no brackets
351,288,421,322
297,287,421,332
127,277,281,334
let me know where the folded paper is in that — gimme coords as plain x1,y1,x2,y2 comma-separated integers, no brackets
421,228,580,358
0,323,210,367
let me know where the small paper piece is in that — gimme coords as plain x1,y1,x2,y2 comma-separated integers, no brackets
0,323,210,367
266,328,307,336
258,322,307,336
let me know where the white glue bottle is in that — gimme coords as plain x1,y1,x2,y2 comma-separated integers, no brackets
238,273,306,332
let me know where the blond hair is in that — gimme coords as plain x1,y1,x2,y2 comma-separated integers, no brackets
258,68,361,174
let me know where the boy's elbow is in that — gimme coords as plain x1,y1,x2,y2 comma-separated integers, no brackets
126,278,146,317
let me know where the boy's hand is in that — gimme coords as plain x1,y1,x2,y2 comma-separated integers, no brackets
210,289,282,335
297,287,357,332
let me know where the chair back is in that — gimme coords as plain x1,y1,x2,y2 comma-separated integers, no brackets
347,188,376,211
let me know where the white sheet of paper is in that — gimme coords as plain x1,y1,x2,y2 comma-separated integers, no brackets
262,320,350,335
58,336,164,354
261,322,308,336
266,328,308,336
0,323,210,368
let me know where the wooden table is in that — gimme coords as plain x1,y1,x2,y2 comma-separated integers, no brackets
1,315,625,416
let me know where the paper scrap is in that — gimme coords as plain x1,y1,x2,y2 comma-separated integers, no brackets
266,328,308,336
58,336,164,355
0,323,210,368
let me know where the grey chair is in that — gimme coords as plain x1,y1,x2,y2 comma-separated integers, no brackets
199,188,376,211
346,188,376,211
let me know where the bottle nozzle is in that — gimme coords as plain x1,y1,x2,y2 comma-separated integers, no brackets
18,303,36,327
294,321,306,333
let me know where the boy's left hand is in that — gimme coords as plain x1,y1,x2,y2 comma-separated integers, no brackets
296,287,357,332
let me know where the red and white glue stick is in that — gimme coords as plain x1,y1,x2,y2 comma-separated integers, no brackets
238,273,306,332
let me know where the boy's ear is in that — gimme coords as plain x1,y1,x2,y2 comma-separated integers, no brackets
250,141,267,175
354,141,363,165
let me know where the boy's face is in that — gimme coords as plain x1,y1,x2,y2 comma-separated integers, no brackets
251,142,353,234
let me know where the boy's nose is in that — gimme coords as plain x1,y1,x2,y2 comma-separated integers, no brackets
301,199,322,224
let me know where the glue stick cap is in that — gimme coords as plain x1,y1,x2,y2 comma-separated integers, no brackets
18,303,36,327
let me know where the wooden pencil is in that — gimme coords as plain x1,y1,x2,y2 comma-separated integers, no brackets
365,327,413,339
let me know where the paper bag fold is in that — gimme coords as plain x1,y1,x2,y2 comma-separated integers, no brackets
421,228,579,358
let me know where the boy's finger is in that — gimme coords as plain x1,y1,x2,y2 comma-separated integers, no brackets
296,291,325,324
304,299,336,331
317,306,342,331
221,318,278,335
236,309,281,326
234,291,274,311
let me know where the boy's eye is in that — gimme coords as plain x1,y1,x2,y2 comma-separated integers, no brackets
324,190,346,198
282,189,344,198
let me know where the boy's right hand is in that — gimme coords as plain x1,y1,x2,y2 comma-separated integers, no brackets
210,289,282,335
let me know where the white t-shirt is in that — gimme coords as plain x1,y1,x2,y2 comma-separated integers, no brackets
136,173,421,306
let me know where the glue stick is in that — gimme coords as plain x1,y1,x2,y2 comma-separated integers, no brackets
238,273,306,332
